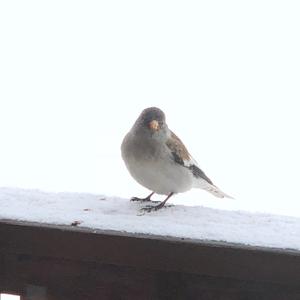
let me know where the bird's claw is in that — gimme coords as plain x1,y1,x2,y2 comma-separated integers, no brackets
131,197,149,202
140,205,158,213
140,203,174,213
131,197,159,203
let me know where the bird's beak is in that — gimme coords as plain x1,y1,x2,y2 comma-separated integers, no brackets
148,120,160,131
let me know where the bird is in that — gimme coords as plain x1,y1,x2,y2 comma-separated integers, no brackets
121,107,232,212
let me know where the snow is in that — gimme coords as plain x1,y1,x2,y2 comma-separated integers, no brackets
0,294,20,300
0,295,20,300
1,187,300,251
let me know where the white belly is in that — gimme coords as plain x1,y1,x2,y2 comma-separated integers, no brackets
124,154,194,195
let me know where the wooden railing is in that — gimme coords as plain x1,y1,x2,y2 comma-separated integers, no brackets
1,219,300,299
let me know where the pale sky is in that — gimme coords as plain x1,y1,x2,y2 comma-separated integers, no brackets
1,1,300,217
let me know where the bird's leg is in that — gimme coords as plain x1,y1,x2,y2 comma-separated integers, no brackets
131,192,155,202
141,192,174,213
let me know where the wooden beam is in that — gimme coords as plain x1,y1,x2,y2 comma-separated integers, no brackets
1,219,300,299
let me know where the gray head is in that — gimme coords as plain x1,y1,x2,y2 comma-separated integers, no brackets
134,107,167,134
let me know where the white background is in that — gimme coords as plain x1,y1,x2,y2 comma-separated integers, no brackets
1,1,300,216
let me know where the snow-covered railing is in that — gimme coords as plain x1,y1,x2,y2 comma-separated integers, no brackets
1,188,300,298
1,219,300,299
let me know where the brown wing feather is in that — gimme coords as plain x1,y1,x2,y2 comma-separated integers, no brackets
166,131,190,161
166,131,214,185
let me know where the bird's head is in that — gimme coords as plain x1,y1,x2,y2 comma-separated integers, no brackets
137,107,167,134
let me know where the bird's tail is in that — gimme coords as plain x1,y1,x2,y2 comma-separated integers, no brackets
208,184,234,199
194,179,234,199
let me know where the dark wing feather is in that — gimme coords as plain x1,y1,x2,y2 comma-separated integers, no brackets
188,164,213,185
166,131,214,185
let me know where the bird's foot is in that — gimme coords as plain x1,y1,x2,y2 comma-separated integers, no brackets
131,196,152,202
131,197,160,204
140,203,174,213
131,192,157,203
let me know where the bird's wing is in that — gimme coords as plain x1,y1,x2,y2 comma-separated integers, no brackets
166,131,233,199
166,131,214,185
